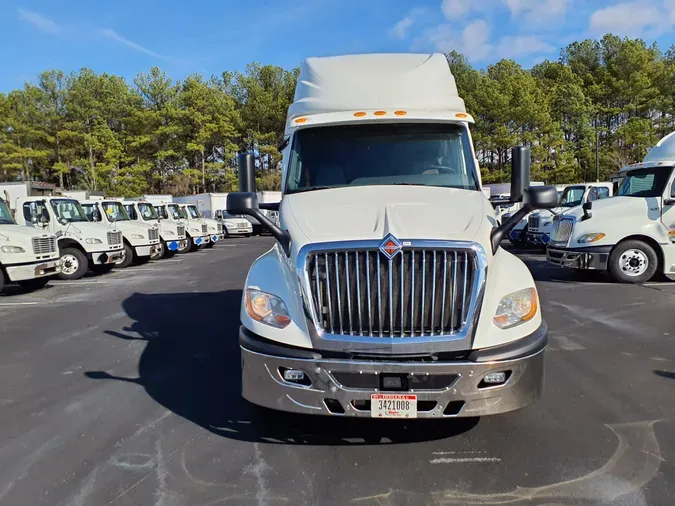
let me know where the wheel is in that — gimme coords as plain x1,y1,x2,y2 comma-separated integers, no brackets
190,238,200,252
177,236,191,254
90,264,115,275
57,247,88,280
508,226,528,247
118,243,134,268
0,270,5,293
18,277,50,292
165,250,176,258
151,240,165,260
608,240,658,283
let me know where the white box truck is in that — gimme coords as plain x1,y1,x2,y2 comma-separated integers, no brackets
14,196,124,279
547,132,675,283
174,193,253,237
80,199,160,268
122,200,188,259
0,198,61,293
226,53,559,419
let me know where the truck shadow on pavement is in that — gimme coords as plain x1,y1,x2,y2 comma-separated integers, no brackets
84,289,478,446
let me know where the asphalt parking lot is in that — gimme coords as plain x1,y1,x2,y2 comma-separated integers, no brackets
1,237,674,506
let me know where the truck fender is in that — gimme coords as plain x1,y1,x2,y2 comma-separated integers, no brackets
240,244,314,350
57,237,86,254
472,247,544,349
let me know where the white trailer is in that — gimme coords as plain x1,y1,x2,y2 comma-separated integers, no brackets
62,190,105,201
547,132,675,283
1,181,56,207
225,52,559,419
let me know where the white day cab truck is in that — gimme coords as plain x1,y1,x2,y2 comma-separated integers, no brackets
176,204,214,249
80,199,160,268
173,199,225,245
122,200,188,259
526,182,613,248
225,53,559,420
0,198,61,293
15,196,124,279
151,202,193,254
174,193,253,238
547,132,675,283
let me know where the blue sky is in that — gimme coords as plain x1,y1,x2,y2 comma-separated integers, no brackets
3,0,675,92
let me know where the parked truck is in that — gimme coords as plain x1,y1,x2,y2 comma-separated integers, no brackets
122,199,188,259
14,196,124,279
80,199,160,268
0,198,61,293
177,203,220,248
174,193,253,237
152,202,204,253
225,53,558,419
547,132,675,283
526,182,613,247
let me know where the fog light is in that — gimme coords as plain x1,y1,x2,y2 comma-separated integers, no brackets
283,369,305,381
483,372,507,385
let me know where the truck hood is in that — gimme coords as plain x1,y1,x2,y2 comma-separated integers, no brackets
563,196,659,220
63,221,120,237
105,221,154,234
284,186,487,243
0,224,54,241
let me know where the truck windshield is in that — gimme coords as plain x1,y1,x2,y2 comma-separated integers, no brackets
616,167,673,197
187,205,201,219
137,203,159,220
101,202,130,222
50,199,89,223
559,186,586,207
285,123,480,194
0,200,15,224
167,204,183,220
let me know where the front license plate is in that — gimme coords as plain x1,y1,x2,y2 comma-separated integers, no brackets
371,393,417,418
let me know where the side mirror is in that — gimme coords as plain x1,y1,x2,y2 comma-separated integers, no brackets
581,201,592,221
29,202,38,224
39,215,49,226
509,146,531,203
92,207,100,222
227,191,290,256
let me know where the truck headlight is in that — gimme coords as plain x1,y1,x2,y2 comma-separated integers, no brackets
164,231,175,236
1,245,25,253
130,234,145,240
493,287,538,329
578,233,606,243
245,289,291,328
542,221,551,227
85,238,102,244
190,228,199,233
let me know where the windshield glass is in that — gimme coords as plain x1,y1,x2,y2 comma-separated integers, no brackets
187,205,201,219
138,203,158,220
285,123,479,194
155,205,169,220
167,204,183,220
616,168,673,197
559,186,586,207
102,202,130,222
178,207,188,219
50,199,89,223
0,200,15,224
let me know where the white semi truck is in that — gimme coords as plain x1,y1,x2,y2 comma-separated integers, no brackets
152,202,205,253
177,203,220,249
0,198,61,293
80,199,160,268
526,182,613,247
122,200,188,259
547,132,675,283
14,196,124,279
173,194,251,238
226,53,558,419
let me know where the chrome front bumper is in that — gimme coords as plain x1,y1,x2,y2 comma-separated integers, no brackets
546,246,611,270
5,258,61,281
240,325,546,418
91,249,125,265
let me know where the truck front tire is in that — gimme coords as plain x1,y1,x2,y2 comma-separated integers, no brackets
57,247,88,280
118,244,134,268
19,277,50,292
151,241,165,260
609,240,658,283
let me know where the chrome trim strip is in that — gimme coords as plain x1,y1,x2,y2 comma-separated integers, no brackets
431,250,437,336
345,252,353,334
366,251,372,336
355,251,362,334
411,251,415,338
451,251,457,331
325,252,333,333
421,251,426,336
388,257,394,337
441,251,447,334
376,259,382,337
297,239,489,354
400,252,404,338
334,252,342,333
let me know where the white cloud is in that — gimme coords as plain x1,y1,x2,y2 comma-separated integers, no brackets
441,0,473,20
589,0,675,37
17,8,63,34
101,29,169,61
417,20,554,62
389,7,429,40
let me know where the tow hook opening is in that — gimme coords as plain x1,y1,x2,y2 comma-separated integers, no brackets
324,398,345,414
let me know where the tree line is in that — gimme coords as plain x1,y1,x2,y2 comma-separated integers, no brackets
1,34,673,196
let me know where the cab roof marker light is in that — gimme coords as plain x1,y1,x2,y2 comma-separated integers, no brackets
455,113,468,119
354,111,366,117
294,117,307,124
394,110,407,116
373,111,387,116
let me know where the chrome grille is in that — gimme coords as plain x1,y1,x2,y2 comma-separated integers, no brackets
550,218,574,244
32,236,56,255
528,215,540,230
177,225,185,237
306,247,477,338
149,228,159,241
201,224,207,234
107,231,122,245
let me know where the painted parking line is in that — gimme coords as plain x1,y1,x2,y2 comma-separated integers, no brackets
0,301,41,306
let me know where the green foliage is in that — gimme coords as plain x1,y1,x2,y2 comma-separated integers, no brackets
0,34,673,193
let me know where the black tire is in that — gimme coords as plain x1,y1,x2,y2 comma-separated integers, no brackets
177,235,191,254
90,264,115,275
18,277,50,292
190,237,200,252
151,240,165,260
57,247,89,280
118,243,134,268
0,270,5,294
608,240,658,283
165,250,176,258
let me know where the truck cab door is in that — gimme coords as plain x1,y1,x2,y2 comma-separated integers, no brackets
663,172,675,244
21,200,50,230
